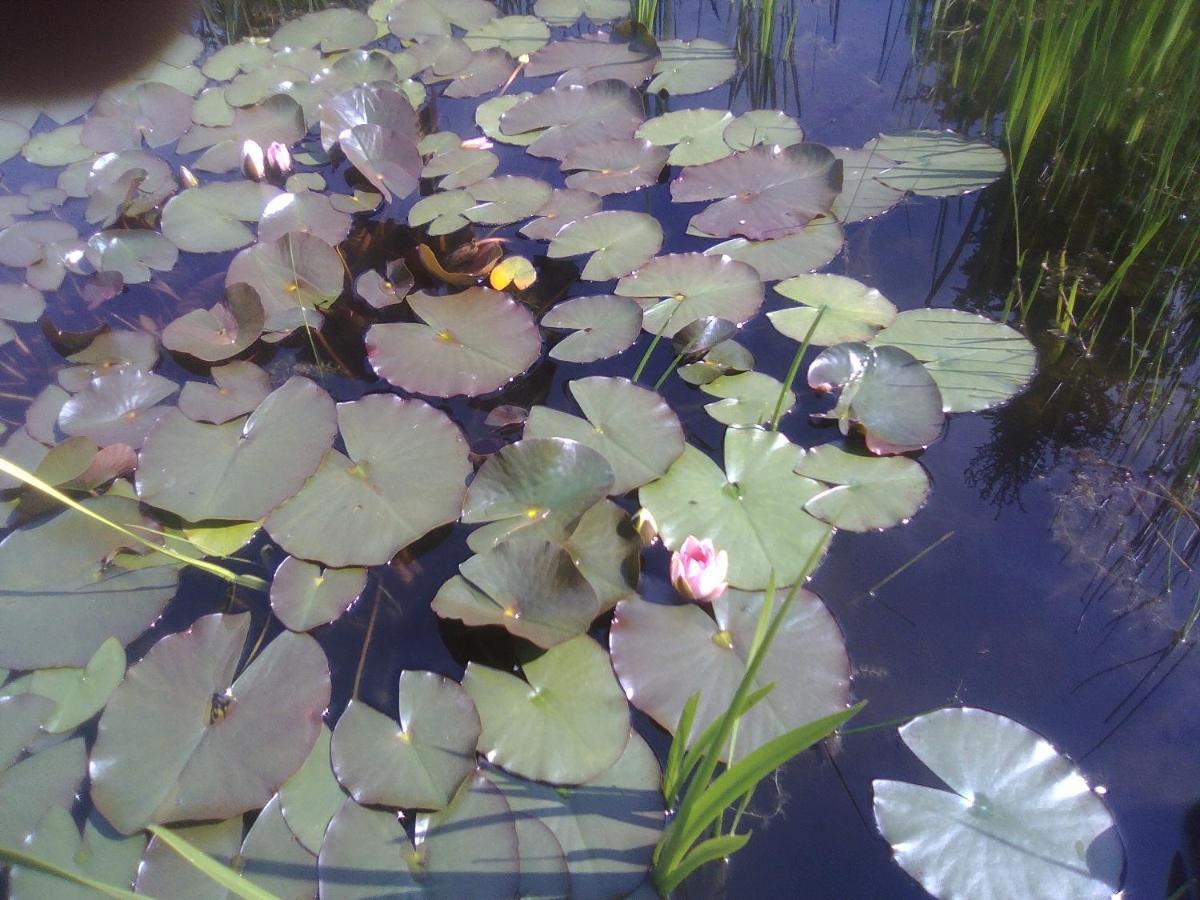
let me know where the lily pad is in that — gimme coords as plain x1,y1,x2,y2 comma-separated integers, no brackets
82,82,193,152
6,638,125,733
59,330,158,392
464,634,630,784
319,84,420,153
354,260,414,309
162,283,265,362
238,795,319,899
366,288,541,398
160,181,282,253
648,38,736,95
259,191,353,245
547,210,663,281
0,282,45,323
386,0,497,40
135,816,242,900
84,149,177,225
266,394,470,567
177,360,271,424
21,125,92,166
672,143,842,240
90,613,330,834
464,175,553,226
465,15,550,56
58,368,178,448
723,109,804,151
525,31,658,88
408,189,474,235
610,588,850,760
523,376,684,495
706,219,844,281
639,428,830,590
271,8,377,52
562,138,667,195
440,48,518,99
314,49,403,96
202,41,273,81
331,671,480,810
0,739,87,849
270,557,367,631
795,443,931,531
521,187,602,240
869,308,1038,413
226,233,344,336
0,694,55,770
615,252,763,337
542,294,643,363
770,273,898,345
864,130,1007,197
873,707,1123,899
180,95,307,174
422,147,499,189
0,119,30,164
476,92,541,147
8,806,144,899
85,230,178,285
278,724,347,855
831,146,906,222
499,79,644,161
340,123,423,202
637,108,734,166
137,376,337,523
533,0,627,25
700,371,792,426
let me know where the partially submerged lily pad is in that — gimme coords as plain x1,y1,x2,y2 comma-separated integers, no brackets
864,130,1007,197
562,139,668,196
58,368,178,448
225,233,344,336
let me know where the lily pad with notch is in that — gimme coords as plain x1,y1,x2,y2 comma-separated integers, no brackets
259,191,353,245
319,84,420,153
636,108,734,166
85,230,178,285
421,147,499,189
562,139,668,196
178,360,271,425
533,0,627,24
354,259,414,309
270,8,377,52
278,723,346,855
795,442,930,532
547,210,663,281
723,109,804,151
706,219,844,281
58,368,178,448
238,794,319,899
464,15,550,56
615,251,763,337
463,175,553,226
831,146,906,222
521,187,602,240
864,130,1007,197
386,0,497,41
476,92,541,147
525,31,659,88
700,371,792,426
81,82,193,153
499,79,644,161
2,637,125,734
0,739,88,850
225,233,344,337
270,556,368,631
162,283,265,362
339,123,423,202
541,293,642,363
7,806,144,899
160,181,282,253
647,38,736,95
770,273,898,345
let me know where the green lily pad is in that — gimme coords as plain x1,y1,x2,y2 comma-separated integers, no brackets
90,613,330,834
271,8,377,51
190,90,234,129
82,82,193,152
135,816,242,899
562,138,667,196
22,125,92,166
387,0,497,40
238,795,319,899
647,38,736,95
533,0,627,25
259,191,353,245
520,187,601,240
523,376,684,495
161,282,265,362
0,119,30,164
795,443,931,532
329,188,384,215
278,723,347,855
476,92,540,147
225,233,344,336
340,123,423,203
615,252,763,337
58,331,158,392
6,638,125,734
874,707,1123,899
639,428,830,590
525,31,658,88
541,293,643,363
831,146,906,222
0,739,87,849
84,149,177,226
319,84,420,153
366,288,541,397
331,671,480,810
314,49,403,96
266,394,470,567
723,109,804,151
408,189,474,235
463,175,553,226
58,368,178,448
610,588,850,761
547,210,663,281
137,376,337,523
489,729,664,898
201,40,273,80
222,65,309,110
678,338,753,385
441,48,518,99
421,147,499,189
706,219,845,281
637,108,734,166
160,181,282,253
85,230,178,285
270,557,367,631
180,95,307,174
0,694,54,772
464,15,550,56
770,273,898,345
8,806,144,899
864,130,1007,197
464,634,629,784
178,360,271,425
499,79,644,161
673,143,842,240
0,283,45,323
869,308,1038,413
700,371,792,426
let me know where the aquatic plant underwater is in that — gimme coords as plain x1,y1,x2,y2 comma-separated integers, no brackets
0,1,1135,898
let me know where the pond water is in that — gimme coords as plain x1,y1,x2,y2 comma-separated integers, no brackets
0,0,1196,897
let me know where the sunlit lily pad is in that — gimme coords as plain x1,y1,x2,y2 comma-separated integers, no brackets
464,634,629,784
259,191,353,245
770,273,898,345
500,79,644,161
0,739,87,849
0,119,30,164
82,82,193,152
331,671,480,809
673,143,842,240
0,496,179,669
339,123,422,202
831,146,906,222
387,0,497,40
266,394,470,567
408,189,474,235
314,49,402,96
706,219,844,281
271,8,377,51
21,125,92,166
796,443,930,531
0,219,77,268
278,724,346,855
533,0,627,25
4,638,125,733
85,230,178,285
238,795,319,899
135,816,242,899
864,130,1007,197
201,40,273,80
562,139,667,195
178,360,271,424
524,376,684,495
463,175,553,226
521,187,601,240
0,695,54,770
320,84,420,153
270,556,367,631
366,288,541,397
637,108,734,166
59,330,159,392
639,428,830,589
137,376,337,522
615,252,763,336
701,371,792,426
58,368,178,448
869,308,1038,413
354,260,413,309
439,48,516,99
422,146,499,189
226,233,344,336
0,282,45,323
547,210,663,281
542,294,642,363
610,588,850,760
476,92,541,147
465,15,550,55
91,613,330,834
8,806,143,899
160,181,281,253
723,109,804,151
180,95,307,173
162,283,265,362
873,707,1123,899
525,31,658,88
84,149,177,225
648,38,736,95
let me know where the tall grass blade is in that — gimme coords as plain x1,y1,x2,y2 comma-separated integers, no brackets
147,825,279,900
0,843,141,899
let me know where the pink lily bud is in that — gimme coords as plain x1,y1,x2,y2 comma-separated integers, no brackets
265,141,293,181
670,536,729,603
241,139,266,181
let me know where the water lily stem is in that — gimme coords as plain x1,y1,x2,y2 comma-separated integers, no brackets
653,350,687,391
352,586,382,700
769,305,825,432
632,296,688,383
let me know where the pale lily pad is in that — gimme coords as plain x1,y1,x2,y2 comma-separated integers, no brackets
191,88,235,129
408,189,474,235
279,724,347,855
59,330,158,392
440,48,517,99
648,38,736,95
0,496,179,669
85,230,178,284
723,109,804,151
0,283,45,322
831,146,906,222
533,0,627,25
476,92,540,147
0,119,30,164
873,707,1123,899
673,143,842,240
562,138,667,196
865,130,1007,197
0,694,55,768
331,671,480,809
387,0,497,40
615,252,763,337
500,80,644,161
8,638,125,733
180,95,307,174
259,191,353,245
770,273,898,345
91,613,330,834
422,147,499,189
701,371,792,426
0,739,87,849
271,8,378,52
58,368,178,448
542,294,642,363
135,816,242,900
521,188,601,240
239,795,319,899
270,557,367,631
82,82,193,152
8,806,144,899
637,109,734,166
525,31,658,88
464,175,553,226
419,131,464,156
320,85,421,153
314,49,402,96
84,149,177,226
178,361,271,425
201,41,273,81
160,181,282,253
465,15,550,55
464,634,630,784
366,288,541,398
610,588,850,761
222,65,309,110
329,188,384,214
266,394,470,567
869,308,1038,413
547,211,663,281
490,730,664,898
137,376,337,523
226,233,344,336
795,443,930,531
706,219,844,281
340,123,422,203
162,283,265,362
0,219,77,268
22,125,92,166
639,428,830,590
524,376,684,495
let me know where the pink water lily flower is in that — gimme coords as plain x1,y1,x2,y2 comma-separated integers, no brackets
265,141,293,181
670,536,729,603
241,139,266,181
